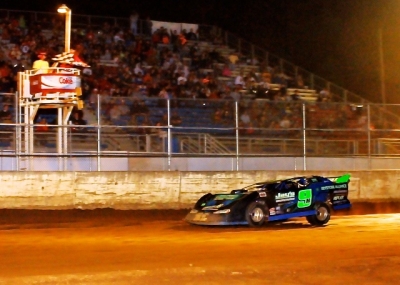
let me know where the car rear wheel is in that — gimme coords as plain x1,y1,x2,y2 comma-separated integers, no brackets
246,202,268,227
307,203,331,226
306,215,315,224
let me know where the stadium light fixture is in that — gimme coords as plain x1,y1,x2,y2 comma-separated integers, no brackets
57,4,71,52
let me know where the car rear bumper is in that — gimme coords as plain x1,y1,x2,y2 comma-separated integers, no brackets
332,203,352,210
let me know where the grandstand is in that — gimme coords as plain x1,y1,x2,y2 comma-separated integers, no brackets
0,8,400,162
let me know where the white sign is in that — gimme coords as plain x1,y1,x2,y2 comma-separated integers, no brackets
152,20,198,34
40,75,81,90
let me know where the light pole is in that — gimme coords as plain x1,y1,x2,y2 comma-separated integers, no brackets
378,28,386,104
57,4,72,170
57,4,71,53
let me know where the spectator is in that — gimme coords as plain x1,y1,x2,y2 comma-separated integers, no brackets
240,109,251,126
130,99,150,124
279,116,291,129
36,117,49,132
0,105,12,123
134,63,143,75
229,86,241,101
234,71,245,88
212,109,223,124
144,16,153,36
108,103,122,124
158,86,169,107
156,113,168,127
228,52,239,70
129,11,139,36
295,74,305,89
186,28,198,41
32,50,49,73
88,88,99,110
170,111,182,126
118,99,130,116
318,88,331,102
70,111,87,132
221,63,232,77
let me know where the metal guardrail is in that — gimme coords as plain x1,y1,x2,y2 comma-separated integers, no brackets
179,133,232,154
1,95,399,156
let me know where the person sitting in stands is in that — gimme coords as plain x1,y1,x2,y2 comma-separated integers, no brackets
130,99,150,124
70,111,87,132
234,71,245,88
170,111,182,126
36,117,49,132
221,63,232,77
228,52,239,70
0,104,12,123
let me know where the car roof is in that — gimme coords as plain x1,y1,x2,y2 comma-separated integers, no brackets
245,176,331,188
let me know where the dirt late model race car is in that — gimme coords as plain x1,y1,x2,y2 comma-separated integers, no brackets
185,174,351,227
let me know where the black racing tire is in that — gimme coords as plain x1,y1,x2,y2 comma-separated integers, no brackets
306,215,316,225
245,202,268,227
307,203,331,226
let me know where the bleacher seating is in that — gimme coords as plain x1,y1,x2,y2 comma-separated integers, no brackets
287,88,318,102
1,11,362,156
98,60,119,67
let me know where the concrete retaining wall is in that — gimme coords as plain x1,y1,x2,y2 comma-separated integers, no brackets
0,171,399,210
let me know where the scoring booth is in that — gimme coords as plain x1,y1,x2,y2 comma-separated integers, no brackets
18,67,83,158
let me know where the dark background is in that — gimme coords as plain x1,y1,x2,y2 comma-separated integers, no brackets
3,0,400,103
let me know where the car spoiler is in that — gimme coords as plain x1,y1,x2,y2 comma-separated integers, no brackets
329,173,351,184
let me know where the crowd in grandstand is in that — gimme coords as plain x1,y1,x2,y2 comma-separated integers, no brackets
0,11,371,137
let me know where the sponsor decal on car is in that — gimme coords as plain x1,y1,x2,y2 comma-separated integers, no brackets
321,184,348,191
333,189,348,194
202,204,224,210
333,196,345,201
193,213,209,221
214,194,240,200
275,192,295,202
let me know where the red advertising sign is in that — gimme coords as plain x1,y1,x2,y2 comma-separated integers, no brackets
29,74,81,94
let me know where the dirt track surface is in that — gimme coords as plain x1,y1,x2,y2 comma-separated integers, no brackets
0,202,399,285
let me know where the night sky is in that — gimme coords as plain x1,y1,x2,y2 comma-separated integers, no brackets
4,0,400,103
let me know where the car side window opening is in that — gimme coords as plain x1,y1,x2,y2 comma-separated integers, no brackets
285,182,297,191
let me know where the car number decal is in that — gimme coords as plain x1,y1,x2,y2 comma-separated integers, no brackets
297,189,312,208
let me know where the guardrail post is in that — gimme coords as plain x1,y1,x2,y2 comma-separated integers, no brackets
310,74,314,90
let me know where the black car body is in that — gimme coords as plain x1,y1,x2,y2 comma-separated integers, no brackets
185,174,351,227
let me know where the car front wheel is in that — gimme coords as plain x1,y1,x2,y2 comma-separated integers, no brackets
307,203,331,226
246,202,268,227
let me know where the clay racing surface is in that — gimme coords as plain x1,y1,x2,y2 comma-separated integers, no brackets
0,202,399,285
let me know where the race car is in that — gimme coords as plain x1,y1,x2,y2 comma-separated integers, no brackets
185,174,351,227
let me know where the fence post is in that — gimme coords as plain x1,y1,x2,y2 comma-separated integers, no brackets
235,100,239,171
302,103,307,171
310,74,314,90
